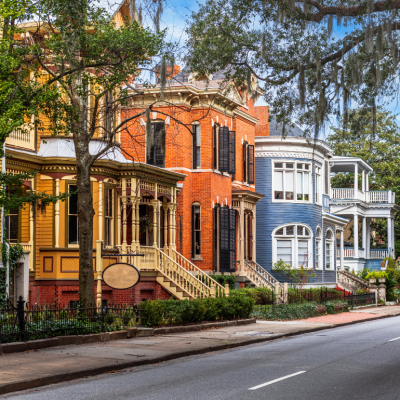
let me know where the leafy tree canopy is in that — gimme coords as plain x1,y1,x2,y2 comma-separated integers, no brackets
186,0,400,136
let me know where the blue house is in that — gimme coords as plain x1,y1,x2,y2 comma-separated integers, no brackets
253,118,397,287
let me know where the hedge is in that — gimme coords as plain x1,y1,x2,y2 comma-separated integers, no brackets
140,296,255,327
252,300,349,321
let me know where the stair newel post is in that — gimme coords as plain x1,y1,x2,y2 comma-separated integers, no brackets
225,283,229,297
96,240,103,310
210,281,216,298
274,281,279,304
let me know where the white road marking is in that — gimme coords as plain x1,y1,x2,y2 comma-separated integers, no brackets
248,371,307,390
389,336,400,342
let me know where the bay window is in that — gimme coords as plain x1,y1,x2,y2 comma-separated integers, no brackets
315,166,321,204
273,161,311,202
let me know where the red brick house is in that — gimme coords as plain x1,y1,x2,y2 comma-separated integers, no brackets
120,67,266,286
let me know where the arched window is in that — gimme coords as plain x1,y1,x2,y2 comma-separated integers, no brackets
315,227,322,270
325,229,334,270
273,224,312,268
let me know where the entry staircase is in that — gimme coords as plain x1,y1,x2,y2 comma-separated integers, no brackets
243,260,283,290
121,245,227,300
337,270,369,293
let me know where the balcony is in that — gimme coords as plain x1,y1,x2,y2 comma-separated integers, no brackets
331,188,395,204
336,248,389,259
5,125,35,151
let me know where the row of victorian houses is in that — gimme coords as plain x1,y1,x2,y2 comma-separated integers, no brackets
3,3,397,305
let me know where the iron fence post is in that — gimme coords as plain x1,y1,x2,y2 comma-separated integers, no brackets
351,293,354,310
17,296,27,342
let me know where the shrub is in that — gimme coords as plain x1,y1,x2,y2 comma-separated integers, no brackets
140,296,255,327
230,287,274,305
208,275,236,290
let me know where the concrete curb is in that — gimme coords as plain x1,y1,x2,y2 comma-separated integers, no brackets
0,314,398,396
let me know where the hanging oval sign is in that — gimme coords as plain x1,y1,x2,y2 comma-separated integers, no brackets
102,263,141,290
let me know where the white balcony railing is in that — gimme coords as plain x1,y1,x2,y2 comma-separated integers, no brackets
6,125,35,151
370,249,388,259
331,188,395,204
336,248,389,260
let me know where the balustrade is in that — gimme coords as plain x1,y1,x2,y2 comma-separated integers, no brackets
6,126,35,151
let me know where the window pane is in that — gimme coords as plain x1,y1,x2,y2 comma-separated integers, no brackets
305,228,310,236
297,172,303,200
285,171,294,200
298,240,309,267
275,162,283,168
286,163,294,169
316,228,321,238
194,206,200,229
196,125,201,145
277,240,292,265
326,230,332,240
276,228,284,235
286,226,294,235
304,172,310,200
297,226,304,236
196,147,201,167
305,164,310,170
69,216,78,244
69,185,78,214
274,171,283,199
297,163,303,169
9,215,18,242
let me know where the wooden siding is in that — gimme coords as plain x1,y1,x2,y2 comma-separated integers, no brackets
255,156,335,285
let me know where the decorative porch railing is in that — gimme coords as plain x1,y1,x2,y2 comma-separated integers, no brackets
369,249,388,259
172,249,226,297
331,188,395,204
331,188,355,199
367,191,395,204
336,248,355,258
337,270,369,293
243,260,283,289
5,125,35,151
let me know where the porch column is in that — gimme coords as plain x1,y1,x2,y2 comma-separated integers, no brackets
392,217,395,257
163,203,168,252
239,197,245,274
366,172,369,192
122,178,127,256
168,203,173,256
135,198,140,247
354,214,359,258
151,199,159,247
388,217,393,255
362,170,365,192
131,178,138,246
117,195,121,246
98,181,103,242
340,230,344,270
55,179,60,247
362,217,366,256
354,163,358,198
366,218,371,259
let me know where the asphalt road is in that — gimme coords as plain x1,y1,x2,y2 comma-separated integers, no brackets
5,316,400,400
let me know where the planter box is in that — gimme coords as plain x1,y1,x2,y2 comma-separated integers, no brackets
369,279,376,284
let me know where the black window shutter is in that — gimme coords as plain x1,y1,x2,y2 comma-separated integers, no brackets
248,215,253,261
213,125,217,169
219,207,230,272
214,206,218,269
248,145,255,184
192,125,197,169
192,204,195,258
243,142,247,182
219,127,229,172
228,131,236,174
229,209,236,270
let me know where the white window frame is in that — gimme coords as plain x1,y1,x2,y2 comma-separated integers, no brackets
315,226,322,270
315,165,322,205
272,223,313,268
271,160,313,204
325,229,334,270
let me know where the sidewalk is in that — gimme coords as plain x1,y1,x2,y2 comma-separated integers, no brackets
1,305,400,396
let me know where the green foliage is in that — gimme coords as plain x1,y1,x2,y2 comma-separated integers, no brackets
365,270,388,280
273,260,316,288
328,108,400,256
230,287,274,305
209,275,236,290
252,300,349,320
140,296,255,327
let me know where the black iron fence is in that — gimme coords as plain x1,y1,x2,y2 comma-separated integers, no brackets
344,292,376,309
288,288,345,304
0,296,146,344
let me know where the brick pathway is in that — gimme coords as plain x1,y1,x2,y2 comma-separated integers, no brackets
299,312,377,324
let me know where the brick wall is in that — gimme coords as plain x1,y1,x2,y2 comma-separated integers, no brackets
121,102,258,272
254,106,270,137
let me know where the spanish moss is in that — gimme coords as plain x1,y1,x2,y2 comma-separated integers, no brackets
298,65,305,108
328,15,333,37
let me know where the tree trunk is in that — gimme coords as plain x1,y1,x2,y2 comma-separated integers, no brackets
76,154,95,308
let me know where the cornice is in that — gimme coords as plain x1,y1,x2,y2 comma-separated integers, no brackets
255,151,324,164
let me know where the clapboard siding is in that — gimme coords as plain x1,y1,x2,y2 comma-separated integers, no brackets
255,156,334,285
